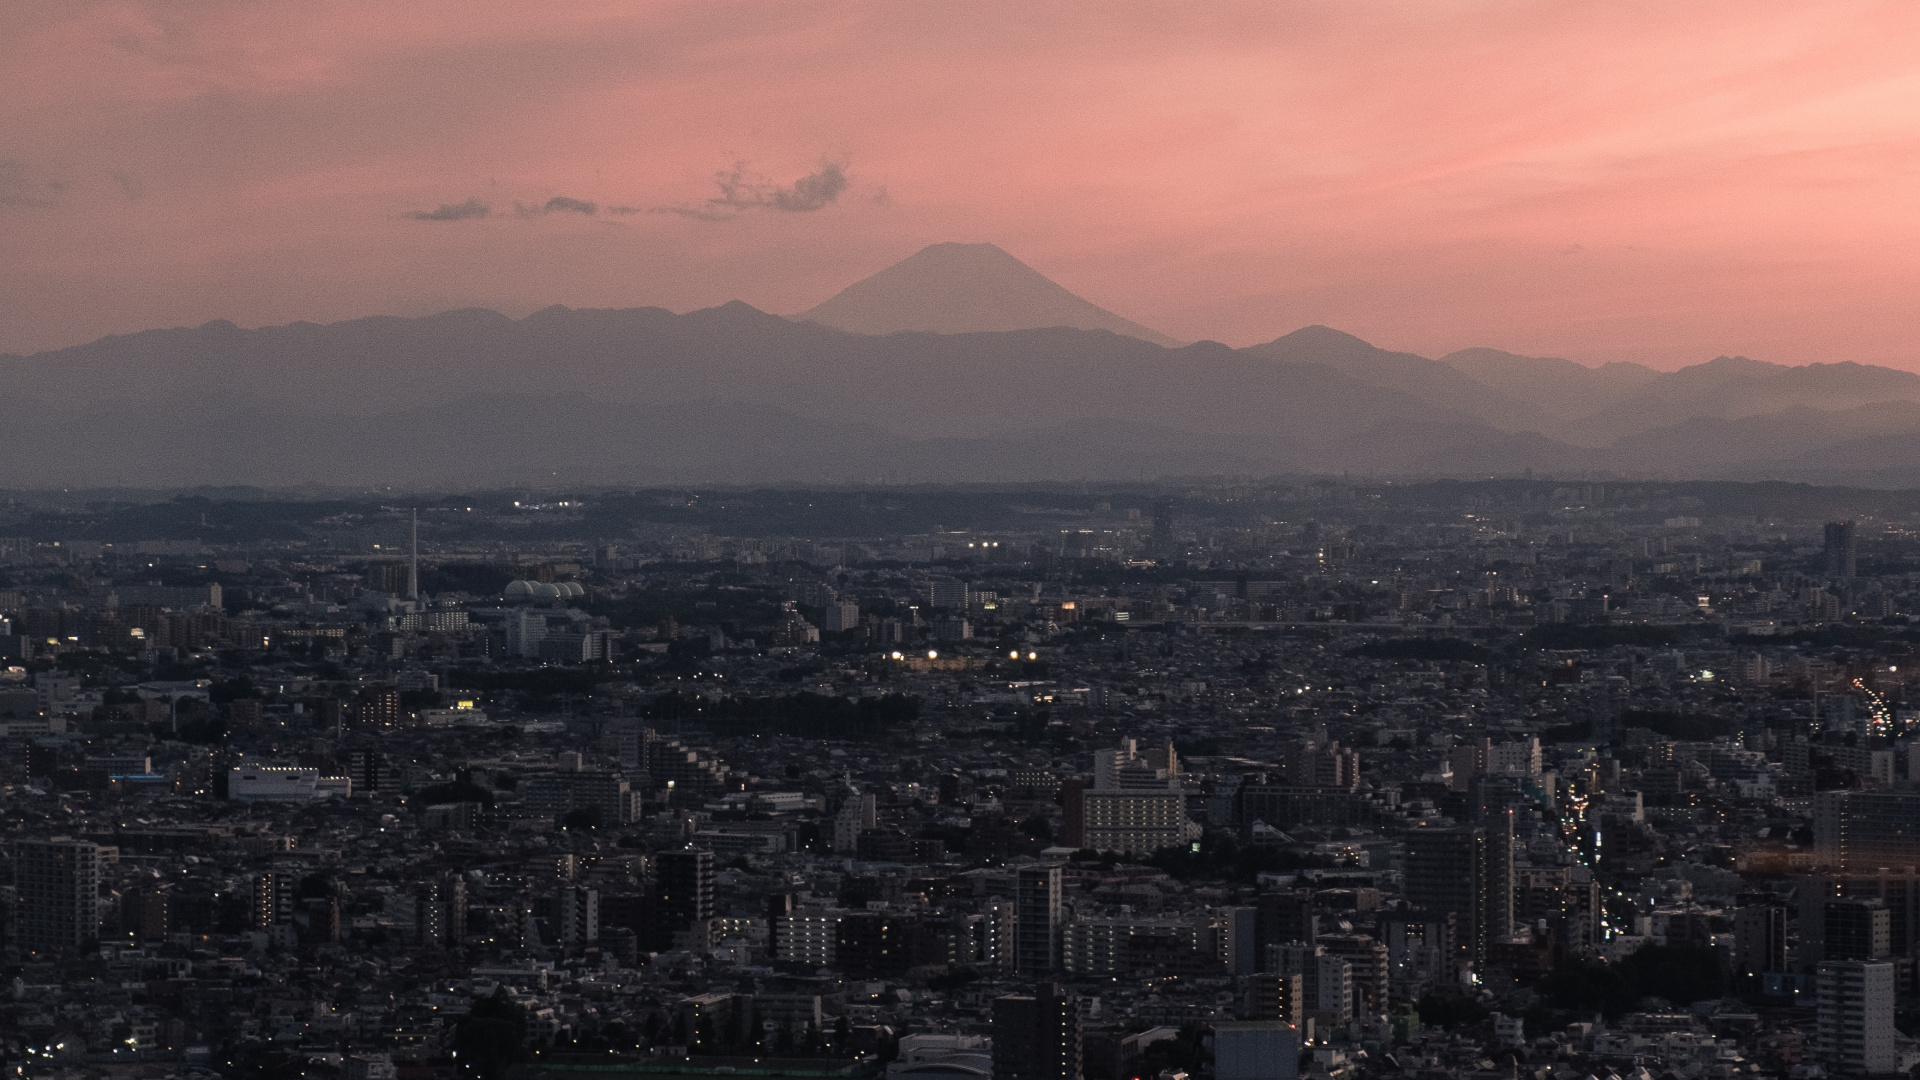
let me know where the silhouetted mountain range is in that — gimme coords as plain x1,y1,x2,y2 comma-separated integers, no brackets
8,243,1920,487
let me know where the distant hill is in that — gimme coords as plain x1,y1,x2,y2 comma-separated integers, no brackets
796,242,1184,346
9,295,1920,487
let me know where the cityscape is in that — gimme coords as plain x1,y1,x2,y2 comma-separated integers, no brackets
0,481,1916,1080
10,4,1920,1080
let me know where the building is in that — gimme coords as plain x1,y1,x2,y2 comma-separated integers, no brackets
1404,819,1511,971
887,1034,992,1080
1824,520,1859,579
1814,791,1920,872
991,985,1082,1080
227,765,350,802
553,885,598,947
1015,866,1062,975
777,908,844,967
651,848,714,950
1734,899,1788,978
1212,1022,1300,1080
821,601,861,633
1066,737,1194,856
1815,961,1895,1076
834,793,878,854
16,837,100,957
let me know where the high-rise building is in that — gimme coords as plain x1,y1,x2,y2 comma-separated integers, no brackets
1814,791,1920,872
1067,737,1192,856
16,838,100,957
1816,961,1895,1076
1015,866,1062,975
651,848,714,951
1405,820,1511,971
1733,898,1787,978
554,885,598,947
821,601,861,633
252,870,294,927
991,985,1082,1080
1151,499,1175,557
1824,520,1859,579
834,793,878,854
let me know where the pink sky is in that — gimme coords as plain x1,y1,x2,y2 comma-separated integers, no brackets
6,1,1920,369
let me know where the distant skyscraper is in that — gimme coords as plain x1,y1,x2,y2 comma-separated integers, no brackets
1015,866,1062,975
1824,520,1858,578
16,837,100,957
1151,499,1174,557
991,984,1082,1080
1816,961,1895,1076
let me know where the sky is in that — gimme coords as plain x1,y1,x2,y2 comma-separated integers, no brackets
6,1,1920,369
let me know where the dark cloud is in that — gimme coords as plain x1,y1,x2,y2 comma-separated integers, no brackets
406,198,490,221
656,159,851,221
515,195,598,218
769,162,848,212
606,205,644,215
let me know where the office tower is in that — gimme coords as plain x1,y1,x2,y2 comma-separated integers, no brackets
16,838,100,957
1805,870,1920,970
1015,866,1062,975
834,793,877,854
650,848,714,950
1813,791,1920,872
1816,961,1895,1076
1824,520,1859,579
1733,898,1788,978
1405,822,1510,971
991,984,1082,1080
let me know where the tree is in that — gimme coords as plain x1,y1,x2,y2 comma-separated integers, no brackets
453,987,527,1080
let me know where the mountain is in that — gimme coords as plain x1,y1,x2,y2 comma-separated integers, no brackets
1438,347,1660,424
795,242,1184,346
12,300,1920,487
1558,356,1920,445
1244,326,1542,431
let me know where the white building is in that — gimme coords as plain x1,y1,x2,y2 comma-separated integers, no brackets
886,1034,992,1080
1817,960,1895,1076
228,766,351,802
834,793,877,853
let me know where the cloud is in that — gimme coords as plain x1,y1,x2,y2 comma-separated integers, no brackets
769,162,847,212
515,195,598,218
406,198,490,221
655,159,851,220
0,158,58,209
110,171,146,202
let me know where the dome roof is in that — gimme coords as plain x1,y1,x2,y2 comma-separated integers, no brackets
503,580,535,599
557,581,586,598
530,581,563,599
